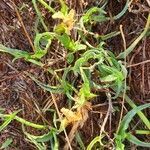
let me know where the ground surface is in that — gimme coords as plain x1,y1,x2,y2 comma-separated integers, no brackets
0,0,150,149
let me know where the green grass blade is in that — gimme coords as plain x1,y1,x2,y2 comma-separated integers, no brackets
126,133,150,148
115,103,150,149
0,114,46,129
28,74,64,93
125,95,150,130
118,103,150,135
87,135,105,150
100,31,120,40
113,0,129,20
52,131,59,150
75,132,85,150
118,13,150,59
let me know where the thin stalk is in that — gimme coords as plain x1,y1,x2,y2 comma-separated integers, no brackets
135,130,150,135
59,0,66,6
32,0,48,31
38,0,55,13
113,0,129,20
1,114,46,129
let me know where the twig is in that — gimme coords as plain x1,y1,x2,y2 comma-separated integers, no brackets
117,25,127,133
50,93,73,150
99,93,112,144
12,1,35,52
127,59,150,68
146,0,150,7
63,121,80,150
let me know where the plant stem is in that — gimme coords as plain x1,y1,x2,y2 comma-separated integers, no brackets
1,114,46,129
32,0,48,31
135,130,150,135
38,0,55,13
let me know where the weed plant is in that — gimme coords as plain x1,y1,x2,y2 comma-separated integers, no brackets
0,0,150,149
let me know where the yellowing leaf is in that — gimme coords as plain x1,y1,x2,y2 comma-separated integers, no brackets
77,102,91,128
54,23,66,34
59,108,82,132
52,11,65,20
61,108,82,122
52,9,75,34
63,9,75,31
59,102,91,132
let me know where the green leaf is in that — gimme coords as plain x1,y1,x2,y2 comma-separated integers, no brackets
74,43,87,51
24,128,58,150
0,110,20,132
58,33,75,51
32,32,53,59
0,44,30,60
77,68,96,106
28,74,64,93
66,53,74,64
14,116,46,129
54,23,66,34
101,74,117,82
59,0,69,15
24,131,47,150
0,138,13,149
32,129,57,142
112,80,124,99
126,133,150,148
74,49,104,74
0,44,44,67
81,7,107,23
115,103,150,149
61,67,77,100
0,112,46,129
87,135,105,150
52,11,65,19
99,64,125,98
